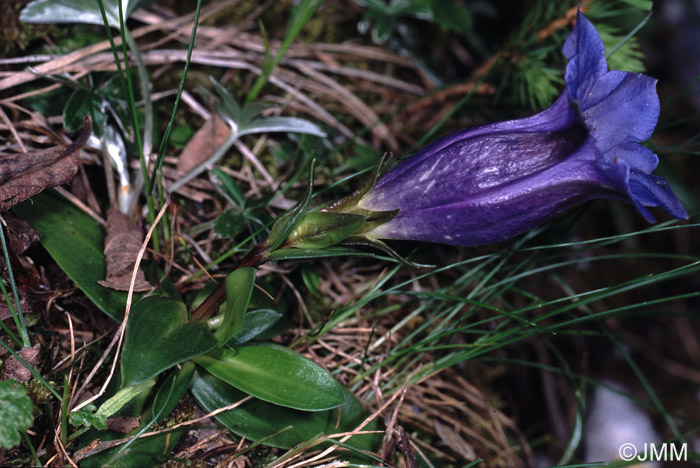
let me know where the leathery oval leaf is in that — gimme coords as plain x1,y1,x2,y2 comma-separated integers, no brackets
227,309,282,346
190,370,381,451
194,343,345,411
121,296,217,386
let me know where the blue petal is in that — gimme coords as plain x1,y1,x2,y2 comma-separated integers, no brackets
563,12,661,164
628,172,689,221
609,142,658,173
564,11,607,103
582,72,660,154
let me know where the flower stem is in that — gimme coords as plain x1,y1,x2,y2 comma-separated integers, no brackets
191,242,269,320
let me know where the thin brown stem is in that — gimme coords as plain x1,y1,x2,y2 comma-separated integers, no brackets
190,242,269,320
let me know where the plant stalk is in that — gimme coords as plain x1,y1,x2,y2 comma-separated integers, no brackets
191,242,269,320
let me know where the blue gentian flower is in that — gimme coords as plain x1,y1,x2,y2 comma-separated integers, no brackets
358,12,688,247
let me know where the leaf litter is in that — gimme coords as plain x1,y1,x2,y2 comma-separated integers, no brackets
0,116,91,212
177,112,230,174
98,209,153,292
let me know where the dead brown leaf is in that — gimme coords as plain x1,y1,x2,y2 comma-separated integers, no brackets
0,290,30,322
176,113,229,174
434,421,476,461
98,209,153,292
106,416,141,434
1,343,40,383
0,117,92,211
3,217,40,257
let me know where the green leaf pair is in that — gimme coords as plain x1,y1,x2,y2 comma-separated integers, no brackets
118,273,345,409
213,268,255,345
17,192,380,461
120,296,216,387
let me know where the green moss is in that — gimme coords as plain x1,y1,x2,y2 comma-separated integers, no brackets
154,394,197,430
24,378,53,411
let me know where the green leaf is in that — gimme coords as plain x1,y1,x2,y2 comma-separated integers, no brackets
227,309,282,345
211,168,246,208
69,404,107,430
20,0,142,28
79,429,184,468
13,192,128,321
286,212,367,250
191,370,380,451
370,10,397,43
214,209,246,238
95,379,156,420
431,0,473,32
194,343,345,411
214,268,256,346
238,102,267,128
0,380,34,449
121,296,217,386
209,77,242,124
147,362,195,424
64,89,105,136
238,117,326,138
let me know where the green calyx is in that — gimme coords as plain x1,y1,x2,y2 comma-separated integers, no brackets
263,155,399,259
321,152,393,215
284,211,368,250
